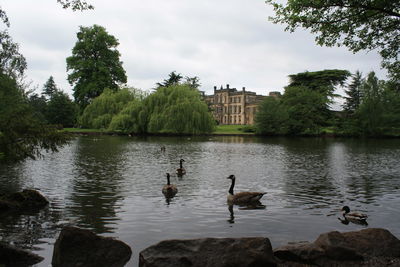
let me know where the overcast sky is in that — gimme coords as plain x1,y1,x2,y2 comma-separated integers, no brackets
2,0,387,99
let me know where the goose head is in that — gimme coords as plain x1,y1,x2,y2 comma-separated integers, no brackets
227,174,235,180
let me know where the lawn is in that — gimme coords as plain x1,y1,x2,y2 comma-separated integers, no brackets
63,128,105,133
63,126,256,135
213,125,255,135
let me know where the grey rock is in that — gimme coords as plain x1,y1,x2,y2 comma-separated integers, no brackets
0,242,44,267
0,189,49,213
52,226,132,267
139,237,277,267
274,228,400,266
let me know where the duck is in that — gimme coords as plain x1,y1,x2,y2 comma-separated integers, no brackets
176,159,186,176
340,206,368,225
162,173,177,198
226,175,266,205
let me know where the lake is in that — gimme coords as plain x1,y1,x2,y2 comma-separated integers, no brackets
1,135,400,266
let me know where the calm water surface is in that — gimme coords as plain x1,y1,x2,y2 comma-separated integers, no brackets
1,136,400,266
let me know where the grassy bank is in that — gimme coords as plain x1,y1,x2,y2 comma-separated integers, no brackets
213,125,255,135
63,125,256,135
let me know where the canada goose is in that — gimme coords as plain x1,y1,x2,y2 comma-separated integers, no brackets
176,159,186,175
160,146,166,152
227,175,266,205
340,206,368,225
162,173,177,198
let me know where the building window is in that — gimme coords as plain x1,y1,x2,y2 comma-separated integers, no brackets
238,106,241,113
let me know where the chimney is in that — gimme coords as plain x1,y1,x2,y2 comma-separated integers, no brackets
214,86,217,93
226,84,230,89
242,87,245,92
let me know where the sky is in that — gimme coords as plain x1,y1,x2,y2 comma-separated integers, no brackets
2,0,387,100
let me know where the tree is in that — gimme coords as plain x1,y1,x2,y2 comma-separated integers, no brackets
183,76,201,89
381,82,400,133
266,0,400,80
79,88,137,129
42,76,58,98
156,71,183,88
0,30,27,81
288,69,350,97
66,24,127,110
282,86,326,135
57,0,94,11
0,73,67,162
286,69,350,123
343,71,363,114
46,91,78,127
28,93,48,123
255,96,288,135
142,84,215,134
356,72,385,135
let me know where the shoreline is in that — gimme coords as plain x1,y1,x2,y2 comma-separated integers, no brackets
64,129,400,139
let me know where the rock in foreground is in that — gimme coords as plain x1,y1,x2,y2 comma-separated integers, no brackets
139,237,277,267
274,228,400,266
52,226,132,267
0,242,44,267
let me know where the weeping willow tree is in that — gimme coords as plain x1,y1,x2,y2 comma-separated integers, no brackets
79,87,144,129
108,99,145,133
141,84,215,134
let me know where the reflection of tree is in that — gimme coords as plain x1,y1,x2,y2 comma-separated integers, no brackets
67,136,127,233
0,162,26,195
280,138,341,209
338,139,400,203
0,206,62,251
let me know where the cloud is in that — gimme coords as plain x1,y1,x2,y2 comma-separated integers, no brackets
2,0,386,99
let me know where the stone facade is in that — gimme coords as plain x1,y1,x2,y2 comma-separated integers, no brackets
204,84,277,125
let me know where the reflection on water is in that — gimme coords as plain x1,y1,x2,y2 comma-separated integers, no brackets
1,136,400,266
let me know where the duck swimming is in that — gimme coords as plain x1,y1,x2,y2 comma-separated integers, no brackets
162,173,177,198
339,205,368,225
226,175,266,205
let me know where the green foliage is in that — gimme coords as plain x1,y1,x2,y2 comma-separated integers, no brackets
266,0,400,81
288,69,350,97
156,71,201,90
108,99,144,133
66,24,127,110
79,88,136,129
355,72,385,136
255,96,288,135
57,0,94,11
343,71,363,114
46,91,78,127
0,73,68,162
239,125,256,133
0,30,27,80
338,72,400,136
143,84,215,134
28,93,48,123
381,82,400,132
42,76,58,98
282,86,326,135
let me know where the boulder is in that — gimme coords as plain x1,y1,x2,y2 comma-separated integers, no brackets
274,228,400,266
139,237,277,267
0,242,44,267
52,226,132,267
0,189,49,213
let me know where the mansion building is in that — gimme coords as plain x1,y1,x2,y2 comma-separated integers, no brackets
204,84,280,125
